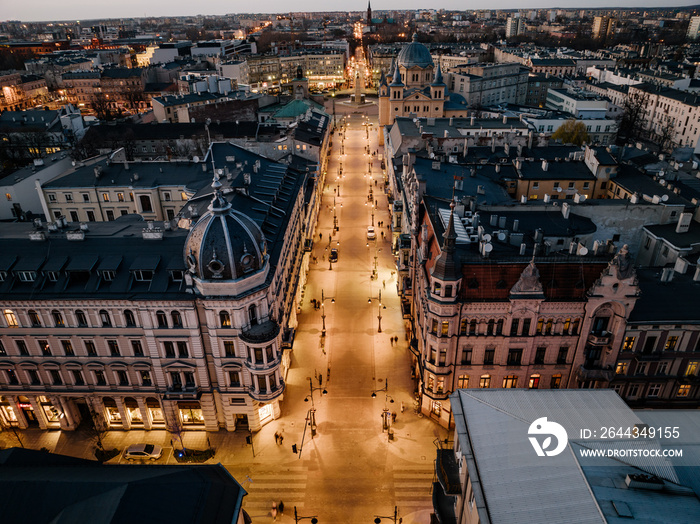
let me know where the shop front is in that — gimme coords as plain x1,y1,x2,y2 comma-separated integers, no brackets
178,401,205,426
17,396,38,427
147,397,164,427
124,397,143,427
103,397,122,427
0,396,18,427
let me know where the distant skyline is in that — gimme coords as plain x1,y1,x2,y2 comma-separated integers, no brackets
3,1,699,24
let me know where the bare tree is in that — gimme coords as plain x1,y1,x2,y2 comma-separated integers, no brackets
617,90,649,145
656,116,677,153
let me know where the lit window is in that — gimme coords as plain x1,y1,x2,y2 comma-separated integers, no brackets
528,374,540,389
479,374,491,388
616,362,628,375
677,384,691,397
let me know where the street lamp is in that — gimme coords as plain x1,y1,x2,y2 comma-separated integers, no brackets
304,376,327,437
368,289,385,332
294,507,318,524
371,378,394,431
374,507,399,523
371,203,375,226
320,288,335,336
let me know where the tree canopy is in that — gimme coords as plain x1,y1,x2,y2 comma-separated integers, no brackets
551,119,590,146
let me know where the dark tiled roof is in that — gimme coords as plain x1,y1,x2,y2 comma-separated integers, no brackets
629,269,700,323
645,221,700,250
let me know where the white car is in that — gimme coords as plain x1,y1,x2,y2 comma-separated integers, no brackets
124,443,163,460
367,226,376,240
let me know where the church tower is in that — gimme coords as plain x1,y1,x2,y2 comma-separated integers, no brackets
367,1,372,25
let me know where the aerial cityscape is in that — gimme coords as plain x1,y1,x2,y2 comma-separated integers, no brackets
2,3,700,524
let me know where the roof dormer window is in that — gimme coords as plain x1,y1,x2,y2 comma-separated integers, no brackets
103,270,116,281
46,271,59,282
133,270,154,282
17,271,36,282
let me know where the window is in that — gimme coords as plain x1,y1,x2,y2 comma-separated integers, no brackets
75,310,88,327
686,361,699,377
529,374,540,389
87,210,95,222
677,384,691,397
550,374,562,389
460,319,468,335
27,369,40,385
17,271,36,282
469,320,477,335
139,195,153,212
622,336,635,350
177,341,189,358
107,340,120,357
636,362,648,376
521,318,531,336
28,310,41,327
184,372,195,387
461,347,472,365
642,336,657,354
228,371,241,387
140,370,152,386
557,347,568,364
72,370,85,386
483,348,495,365
133,270,153,281
224,341,236,357
102,270,115,282
507,348,522,365
536,319,544,335
105,210,114,221
39,340,51,356
15,340,29,356
117,193,124,202
171,311,183,328
124,310,136,327
480,374,491,388
657,362,669,375
85,340,97,356
545,319,553,335
4,368,19,385
102,193,110,202
487,320,494,336
534,347,546,365
503,375,518,388
64,193,73,202
458,375,469,388
117,370,129,386
562,318,571,335
431,319,438,335
433,282,442,295
220,311,231,328
131,340,144,357
162,341,175,358
616,362,628,375
82,193,90,203
510,318,519,336
571,319,579,335
496,319,504,335
4,309,18,327
441,321,449,337
61,340,74,356
52,310,64,327
99,310,112,327
664,336,678,351
0,341,4,356
94,370,106,385
48,193,57,202
50,369,62,385
156,311,168,328
648,384,662,398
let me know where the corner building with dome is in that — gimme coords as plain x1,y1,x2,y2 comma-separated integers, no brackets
377,34,470,137
0,142,310,434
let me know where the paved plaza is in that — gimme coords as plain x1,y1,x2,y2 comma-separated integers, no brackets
0,101,446,524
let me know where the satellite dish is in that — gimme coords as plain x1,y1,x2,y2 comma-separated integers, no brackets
497,232,506,241
556,186,562,192
483,234,492,242
217,169,223,175
661,194,669,202
579,247,589,256
193,156,200,163
484,243,493,253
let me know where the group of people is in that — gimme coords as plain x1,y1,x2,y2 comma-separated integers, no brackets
274,432,284,445
271,500,284,520
389,336,400,346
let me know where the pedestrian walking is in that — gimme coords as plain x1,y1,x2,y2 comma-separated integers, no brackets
381,231,384,239
279,434,284,445
274,432,280,444
271,501,278,521
320,233,323,240
389,337,393,347
383,280,386,289
375,180,377,186
401,401,405,413
279,501,285,514
392,411,397,423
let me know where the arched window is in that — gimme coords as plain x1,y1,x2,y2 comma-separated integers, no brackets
469,319,477,335
52,310,64,328
487,319,495,336
220,311,231,328
545,319,553,335
249,304,258,326
496,319,504,335
3,309,18,328
571,318,581,335
124,310,136,327
99,310,112,327
156,310,167,328
75,310,88,327
433,282,441,295
171,311,182,328
28,310,41,327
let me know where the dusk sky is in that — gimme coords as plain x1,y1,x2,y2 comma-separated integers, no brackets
4,1,698,23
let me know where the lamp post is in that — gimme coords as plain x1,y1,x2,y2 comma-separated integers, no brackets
320,288,335,336
304,376,327,438
328,235,333,270
368,289,384,333
295,507,318,524
371,378,394,430
371,203,375,226
374,507,399,523
333,197,338,232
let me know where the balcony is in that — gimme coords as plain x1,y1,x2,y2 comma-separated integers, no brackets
162,386,201,401
248,380,285,401
576,365,615,383
588,332,612,346
436,448,461,495
240,319,280,344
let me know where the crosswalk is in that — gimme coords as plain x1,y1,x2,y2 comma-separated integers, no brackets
237,466,309,516
393,464,435,509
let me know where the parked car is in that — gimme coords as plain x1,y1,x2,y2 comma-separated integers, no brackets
329,248,339,262
367,226,376,240
124,443,163,460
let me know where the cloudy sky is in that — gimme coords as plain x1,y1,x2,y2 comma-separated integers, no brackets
4,1,697,23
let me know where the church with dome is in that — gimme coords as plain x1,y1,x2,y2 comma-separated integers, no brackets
378,34,469,133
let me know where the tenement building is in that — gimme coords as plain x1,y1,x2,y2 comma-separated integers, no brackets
410,197,640,429
0,147,309,433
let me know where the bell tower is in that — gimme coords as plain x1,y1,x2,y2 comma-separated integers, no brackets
367,1,372,25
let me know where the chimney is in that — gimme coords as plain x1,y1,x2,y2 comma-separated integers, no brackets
528,131,533,149
503,115,507,124
495,164,501,173
541,160,549,171
694,266,700,282
498,216,507,228
674,258,688,274
490,214,498,226
544,193,551,203
520,195,527,204
470,116,475,125
519,242,527,255
676,212,692,234
449,117,454,125
515,159,522,170
513,219,519,232
574,193,586,203
534,228,543,243
660,267,674,282
561,202,571,219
